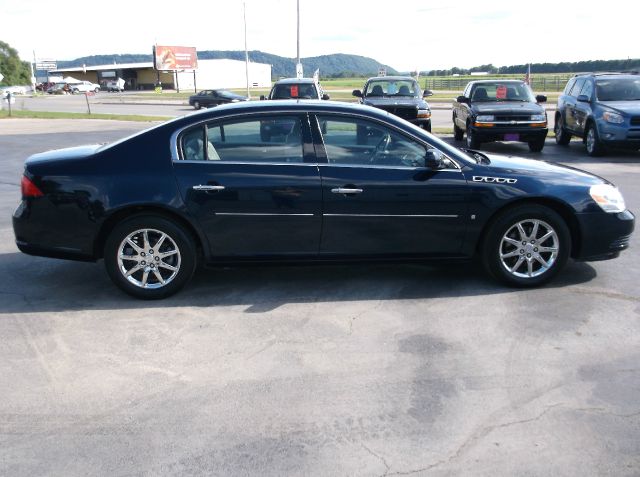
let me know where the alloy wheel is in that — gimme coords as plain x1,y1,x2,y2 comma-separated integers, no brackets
499,219,559,278
117,228,181,289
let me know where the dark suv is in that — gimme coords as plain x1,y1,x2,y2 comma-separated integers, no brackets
555,73,640,156
261,78,330,101
352,76,433,131
452,80,548,152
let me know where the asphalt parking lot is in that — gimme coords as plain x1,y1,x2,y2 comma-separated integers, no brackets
0,119,639,476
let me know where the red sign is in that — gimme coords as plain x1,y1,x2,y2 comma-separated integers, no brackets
154,45,198,71
290,85,299,98
496,85,507,99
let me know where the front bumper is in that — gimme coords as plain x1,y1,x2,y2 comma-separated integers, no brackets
597,121,640,149
470,125,548,143
574,209,635,261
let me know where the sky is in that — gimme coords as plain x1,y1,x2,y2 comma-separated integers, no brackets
2,0,638,72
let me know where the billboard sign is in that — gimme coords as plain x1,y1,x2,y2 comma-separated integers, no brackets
154,45,198,71
36,59,57,71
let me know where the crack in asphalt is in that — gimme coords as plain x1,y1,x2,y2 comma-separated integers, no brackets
362,443,390,475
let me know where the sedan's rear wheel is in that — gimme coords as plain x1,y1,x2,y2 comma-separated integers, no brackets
104,216,196,299
482,205,570,287
194,101,201,110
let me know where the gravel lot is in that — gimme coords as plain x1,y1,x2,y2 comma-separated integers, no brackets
0,119,638,476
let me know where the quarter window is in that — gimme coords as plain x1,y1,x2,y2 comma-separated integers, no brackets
317,115,454,169
564,78,576,95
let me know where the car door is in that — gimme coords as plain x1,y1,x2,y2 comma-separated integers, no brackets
565,78,585,132
573,79,594,135
312,114,469,256
172,113,322,258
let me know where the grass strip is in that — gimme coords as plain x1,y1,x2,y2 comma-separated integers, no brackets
0,110,170,121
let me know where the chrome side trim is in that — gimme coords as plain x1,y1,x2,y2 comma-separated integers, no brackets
323,214,459,218
215,212,315,216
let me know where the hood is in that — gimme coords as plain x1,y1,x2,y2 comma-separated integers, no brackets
598,100,640,116
363,97,429,109
471,102,544,115
477,152,606,186
26,145,102,165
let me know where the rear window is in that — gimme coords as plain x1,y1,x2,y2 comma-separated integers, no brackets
271,83,318,99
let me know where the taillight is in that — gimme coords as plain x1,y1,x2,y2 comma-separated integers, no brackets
21,175,44,198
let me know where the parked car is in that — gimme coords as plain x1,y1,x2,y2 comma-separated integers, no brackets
105,78,125,92
13,101,634,298
69,81,100,94
352,76,433,131
452,80,548,151
555,72,640,156
47,83,71,95
261,78,330,101
189,89,248,109
1,85,28,96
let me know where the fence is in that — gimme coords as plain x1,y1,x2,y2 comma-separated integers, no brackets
423,75,574,92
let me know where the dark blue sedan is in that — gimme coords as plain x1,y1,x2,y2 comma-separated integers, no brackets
13,101,634,298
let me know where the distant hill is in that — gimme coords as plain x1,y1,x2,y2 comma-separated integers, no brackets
56,50,397,78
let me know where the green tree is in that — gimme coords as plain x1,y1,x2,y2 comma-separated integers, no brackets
0,41,31,85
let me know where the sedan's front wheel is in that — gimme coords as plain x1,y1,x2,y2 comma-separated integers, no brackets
104,215,197,299
482,205,570,287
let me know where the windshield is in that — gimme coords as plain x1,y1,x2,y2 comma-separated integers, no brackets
272,83,318,99
470,82,535,102
365,79,419,97
596,78,640,101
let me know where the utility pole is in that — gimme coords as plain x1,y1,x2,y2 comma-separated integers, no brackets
244,1,250,98
296,0,303,78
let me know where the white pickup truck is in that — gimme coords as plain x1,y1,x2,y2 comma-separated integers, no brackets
69,81,100,94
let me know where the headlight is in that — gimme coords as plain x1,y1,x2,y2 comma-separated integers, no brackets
476,115,494,122
531,114,546,122
417,109,431,118
602,111,624,124
589,184,626,213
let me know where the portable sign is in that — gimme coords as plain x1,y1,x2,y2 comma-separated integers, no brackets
290,85,299,97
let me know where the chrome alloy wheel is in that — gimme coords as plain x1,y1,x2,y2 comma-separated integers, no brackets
499,219,559,279
117,228,181,289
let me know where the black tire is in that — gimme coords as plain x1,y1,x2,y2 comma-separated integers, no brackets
481,205,571,287
193,101,201,110
466,123,481,149
585,122,606,157
94,87,100,93
554,114,571,146
453,119,464,141
104,215,197,299
528,137,545,152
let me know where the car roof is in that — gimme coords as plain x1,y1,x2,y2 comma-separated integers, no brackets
366,76,417,82
468,79,526,85
273,78,316,85
578,73,640,80
166,100,401,130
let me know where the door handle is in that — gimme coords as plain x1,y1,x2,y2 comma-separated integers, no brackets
331,187,363,194
192,184,225,191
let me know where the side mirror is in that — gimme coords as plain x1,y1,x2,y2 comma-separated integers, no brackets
352,89,362,98
322,93,330,100
577,94,590,103
423,89,433,97
425,150,444,170
456,95,469,104
259,95,266,101
535,94,547,103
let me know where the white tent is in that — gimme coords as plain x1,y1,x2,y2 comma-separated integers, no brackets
62,76,81,83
